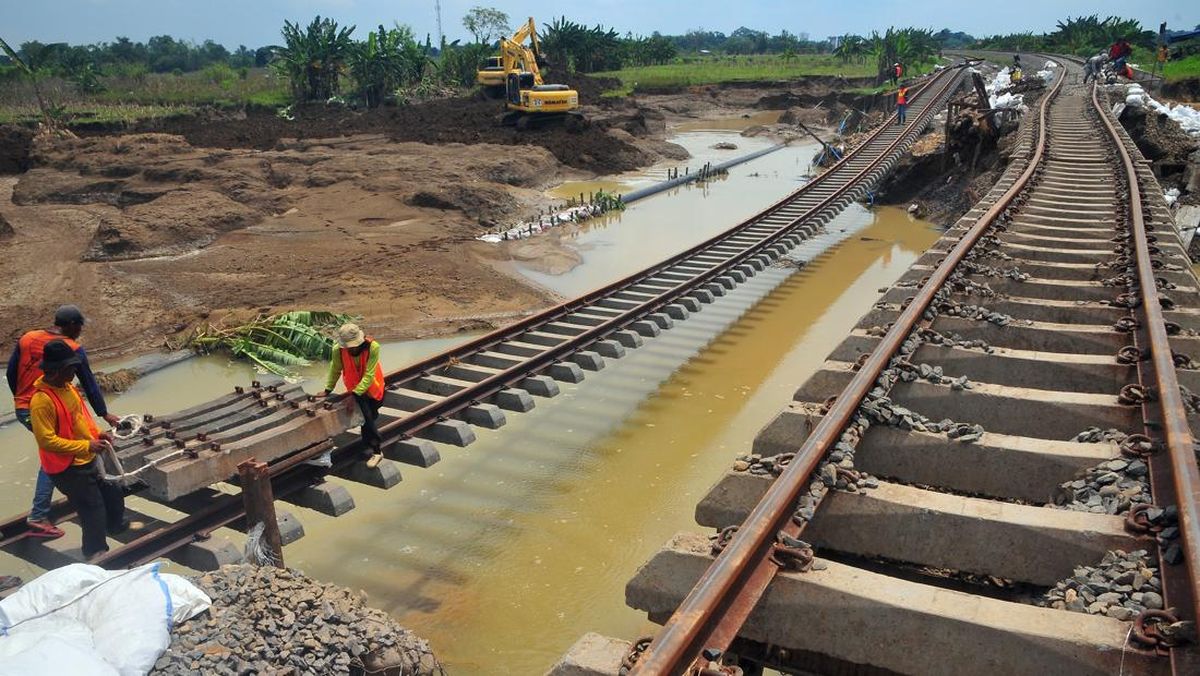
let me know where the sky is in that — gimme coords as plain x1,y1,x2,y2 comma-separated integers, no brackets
4,0,1198,48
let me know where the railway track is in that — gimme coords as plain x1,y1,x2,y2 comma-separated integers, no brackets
1,61,971,573
603,58,1200,675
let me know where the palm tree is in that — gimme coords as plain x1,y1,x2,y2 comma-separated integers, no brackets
273,16,356,102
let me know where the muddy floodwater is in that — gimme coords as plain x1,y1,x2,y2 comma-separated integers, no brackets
0,124,939,673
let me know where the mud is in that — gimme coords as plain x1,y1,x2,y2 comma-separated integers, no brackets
1161,77,1200,104
111,95,655,176
1118,103,1199,205
0,125,33,174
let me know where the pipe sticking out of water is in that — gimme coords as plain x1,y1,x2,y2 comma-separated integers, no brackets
621,143,788,205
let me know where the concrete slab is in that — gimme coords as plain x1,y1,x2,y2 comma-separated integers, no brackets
287,481,355,517
415,419,476,447
696,475,1135,585
545,633,631,676
387,438,441,467
172,537,244,571
521,375,561,398
627,532,1167,676
547,361,586,383
331,457,402,489
612,330,644,348
630,321,661,338
494,388,536,412
570,351,606,371
591,341,626,360
459,403,506,429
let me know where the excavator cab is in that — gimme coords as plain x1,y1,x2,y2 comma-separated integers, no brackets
476,56,506,98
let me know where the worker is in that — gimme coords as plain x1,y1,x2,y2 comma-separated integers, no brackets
7,305,119,540
890,62,903,86
895,84,909,126
322,323,385,467
1109,37,1133,73
1084,51,1107,83
30,339,127,561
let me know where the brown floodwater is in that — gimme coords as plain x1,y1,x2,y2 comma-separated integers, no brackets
282,206,938,673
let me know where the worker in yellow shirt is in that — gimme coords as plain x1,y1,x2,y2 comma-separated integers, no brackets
322,323,386,467
29,339,127,561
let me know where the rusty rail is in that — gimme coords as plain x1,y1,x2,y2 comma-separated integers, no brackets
1092,80,1200,635
628,58,1067,676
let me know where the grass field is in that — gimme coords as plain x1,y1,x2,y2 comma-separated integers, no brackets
0,67,289,125
593,54,891,96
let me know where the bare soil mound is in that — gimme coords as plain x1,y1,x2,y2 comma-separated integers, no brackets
116,95,652,175
0,125,33,173
1161,78,1200,103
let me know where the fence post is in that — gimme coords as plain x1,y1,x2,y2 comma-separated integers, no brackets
238,458,284,568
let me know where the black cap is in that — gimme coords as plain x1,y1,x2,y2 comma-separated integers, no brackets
53,304,85,327
40,339,81,372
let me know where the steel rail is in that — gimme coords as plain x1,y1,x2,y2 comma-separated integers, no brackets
2,65,966,572
1091,81,1200,630
629,60,1067,675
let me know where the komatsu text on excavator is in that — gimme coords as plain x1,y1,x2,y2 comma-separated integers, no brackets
476,17,583,129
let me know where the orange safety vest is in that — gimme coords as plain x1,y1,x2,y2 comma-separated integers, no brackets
13,330,80,410
339,339,385,401
34,381,98,474
897,88,908,105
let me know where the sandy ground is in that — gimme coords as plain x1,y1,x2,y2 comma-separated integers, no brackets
0,77,868,359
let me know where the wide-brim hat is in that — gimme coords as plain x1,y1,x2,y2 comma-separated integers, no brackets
40,339,81,372
336,323,366,348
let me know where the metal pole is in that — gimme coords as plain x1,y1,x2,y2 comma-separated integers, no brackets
238,458,284,568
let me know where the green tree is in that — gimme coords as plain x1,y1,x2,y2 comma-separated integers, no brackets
273,16,356,101
349,24,428,107
462,7,510,45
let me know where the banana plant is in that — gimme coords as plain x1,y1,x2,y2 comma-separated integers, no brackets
179,310,357,379
0,35,57,126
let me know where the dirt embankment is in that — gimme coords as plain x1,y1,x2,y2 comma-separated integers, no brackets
874,76,1049,226
1118,102,1199,205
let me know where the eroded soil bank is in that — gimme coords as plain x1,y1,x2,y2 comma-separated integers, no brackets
0,75,878,359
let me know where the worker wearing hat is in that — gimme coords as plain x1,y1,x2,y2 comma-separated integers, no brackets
29,339,127,560
322,323,386,467
7,305,120,539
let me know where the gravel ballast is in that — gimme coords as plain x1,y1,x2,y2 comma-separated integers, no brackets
150,564,444,676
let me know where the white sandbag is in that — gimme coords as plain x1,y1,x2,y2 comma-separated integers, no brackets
1126,93,1146,107
0,563,210,676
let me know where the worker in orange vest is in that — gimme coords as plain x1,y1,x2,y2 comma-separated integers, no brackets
896,83,909,126
7,305,120,539
322,323,386,467
29,339,127,560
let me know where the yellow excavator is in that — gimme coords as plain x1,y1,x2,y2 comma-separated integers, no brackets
476,17,582,129
477,17,545,97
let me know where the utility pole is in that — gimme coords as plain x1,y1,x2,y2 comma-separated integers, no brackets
435,0,444,49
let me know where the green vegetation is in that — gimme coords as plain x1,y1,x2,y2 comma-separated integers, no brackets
595,55,872,95
974,15,1153,56
179,311,356,379
274,16,356,102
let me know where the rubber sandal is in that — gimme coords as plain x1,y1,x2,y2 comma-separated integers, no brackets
366,453,384,468
25,521,65,539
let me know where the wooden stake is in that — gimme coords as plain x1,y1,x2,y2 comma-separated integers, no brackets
238,459,284,568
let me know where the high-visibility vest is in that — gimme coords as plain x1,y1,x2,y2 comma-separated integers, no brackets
14,330,80,410
34,381,98,474
897,88,908,105
339,339,385,401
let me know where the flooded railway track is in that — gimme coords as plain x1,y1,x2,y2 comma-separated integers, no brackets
2,63,970,572
600,58,1200,675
